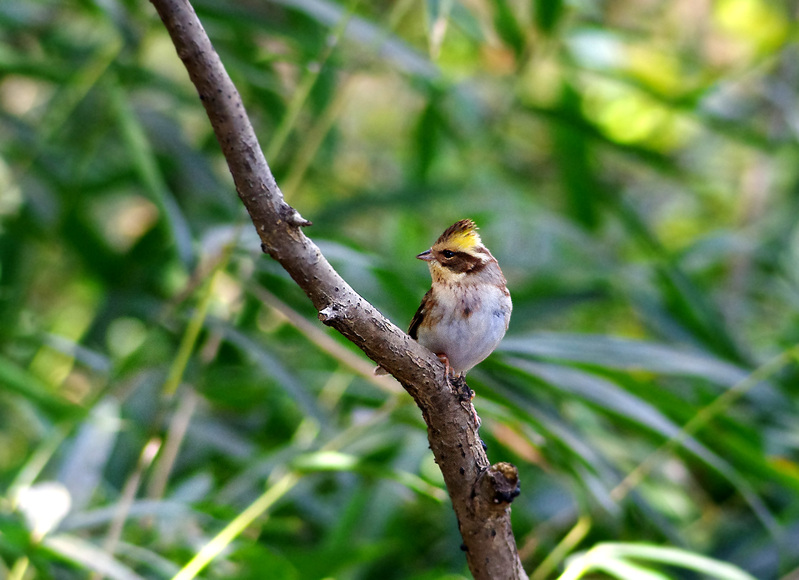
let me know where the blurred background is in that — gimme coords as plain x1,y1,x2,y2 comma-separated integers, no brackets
2,0,799,578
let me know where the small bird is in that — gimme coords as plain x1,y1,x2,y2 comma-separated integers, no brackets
380,219,512,377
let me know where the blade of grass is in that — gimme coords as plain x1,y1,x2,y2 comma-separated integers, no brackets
530,515,592,580
595,543,756,580
90,438,162,580
7,557,30,580
500,332,750,387
280,77,353,200
560,543,751,580
171,470,300,580
146,389,199,501
162,233,239,397
43,534,146,580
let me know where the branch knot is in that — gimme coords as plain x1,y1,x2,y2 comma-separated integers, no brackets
477,462,520,506
318,303,344,325
280,204,312,228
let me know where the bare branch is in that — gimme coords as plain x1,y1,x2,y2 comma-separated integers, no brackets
148,1,526,577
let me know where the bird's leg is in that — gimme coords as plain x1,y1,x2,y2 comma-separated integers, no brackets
437,353,462,394
436,353,453,377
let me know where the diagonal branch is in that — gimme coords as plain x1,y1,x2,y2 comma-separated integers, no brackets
148,1,526,577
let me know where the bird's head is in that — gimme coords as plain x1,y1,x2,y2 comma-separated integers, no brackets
417,219,494,283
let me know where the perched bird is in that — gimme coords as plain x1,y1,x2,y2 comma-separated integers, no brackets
379,219,512,377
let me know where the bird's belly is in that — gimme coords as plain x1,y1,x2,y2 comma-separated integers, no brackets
417,303,509,374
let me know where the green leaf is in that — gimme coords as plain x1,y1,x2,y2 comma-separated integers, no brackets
534,0,565,34
602,543,757,580
493,0,525,58
551,84,602,230
0,355,82,418
500,332,750,386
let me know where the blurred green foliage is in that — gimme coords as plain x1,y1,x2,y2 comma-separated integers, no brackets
1,0,799,579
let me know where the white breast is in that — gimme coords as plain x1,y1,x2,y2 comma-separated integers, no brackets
416,284,511,375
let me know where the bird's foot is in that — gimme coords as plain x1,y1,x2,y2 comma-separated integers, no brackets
448,371,480,428
436,354,480,427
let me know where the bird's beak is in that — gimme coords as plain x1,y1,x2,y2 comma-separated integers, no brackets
416,249,434,261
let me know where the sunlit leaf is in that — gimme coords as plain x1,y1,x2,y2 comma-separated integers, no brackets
43,534,146,580
500,333,749,387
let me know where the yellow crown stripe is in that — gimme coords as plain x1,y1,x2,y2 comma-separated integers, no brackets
436,219,482,249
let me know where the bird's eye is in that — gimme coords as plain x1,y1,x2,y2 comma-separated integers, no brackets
442,250,455,259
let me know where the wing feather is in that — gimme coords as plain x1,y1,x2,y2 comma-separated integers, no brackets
408,289,433,339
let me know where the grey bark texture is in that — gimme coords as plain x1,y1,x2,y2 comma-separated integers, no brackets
148,1,527,577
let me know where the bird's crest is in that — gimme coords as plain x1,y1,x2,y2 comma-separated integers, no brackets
435,219,481,250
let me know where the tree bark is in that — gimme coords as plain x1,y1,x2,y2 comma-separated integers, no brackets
148,1,526,577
